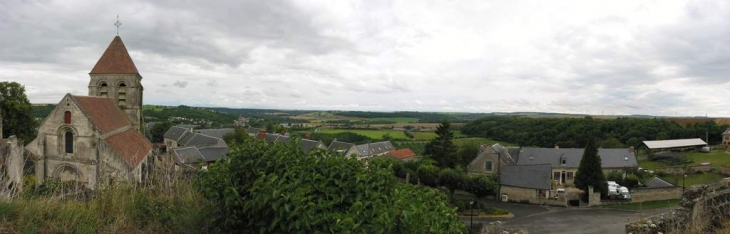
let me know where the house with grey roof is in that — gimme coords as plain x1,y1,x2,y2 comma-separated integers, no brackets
500,164,553,203
259,133,326,154
328,140,357,155
354,141,395,159
164,126,229,169
172,146,229,169
467,143,516,176
514,147,638,187
723,128,730,147
198,128,234,139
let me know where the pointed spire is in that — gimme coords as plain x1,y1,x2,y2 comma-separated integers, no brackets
89,36,139,74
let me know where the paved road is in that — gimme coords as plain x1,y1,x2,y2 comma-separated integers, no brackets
464,201,668,234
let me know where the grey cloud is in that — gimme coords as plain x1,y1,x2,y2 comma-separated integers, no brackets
172,81,188,88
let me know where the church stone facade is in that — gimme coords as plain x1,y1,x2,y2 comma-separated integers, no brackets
25,36,152,189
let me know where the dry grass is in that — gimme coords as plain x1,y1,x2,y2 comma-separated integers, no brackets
0,155,213,234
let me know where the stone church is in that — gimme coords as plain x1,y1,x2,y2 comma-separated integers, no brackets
25,35,153,189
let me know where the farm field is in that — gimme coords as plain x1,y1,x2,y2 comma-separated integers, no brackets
316,129,411,140
662,173,724,187
366,117,419,123
453,137,513,147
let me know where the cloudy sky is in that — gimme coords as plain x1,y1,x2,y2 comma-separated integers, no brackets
1,0,729,116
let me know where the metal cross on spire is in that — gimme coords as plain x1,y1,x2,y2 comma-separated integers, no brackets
114,15,122,35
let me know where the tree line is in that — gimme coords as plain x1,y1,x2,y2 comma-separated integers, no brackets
461,116,729,148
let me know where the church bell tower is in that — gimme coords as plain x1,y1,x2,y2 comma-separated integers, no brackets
87,35,145,134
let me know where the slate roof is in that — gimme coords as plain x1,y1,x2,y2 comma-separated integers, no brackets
182,133,223,148
198,147,228,162
265,133,289,143
515,148,638,168
500,164,552,190
644,177,675,188
247,128,264,135
103,128,152,168
90,36,139,74
355,141,395,156
72,95,132,134
328,140,355,152
164,126,190,142
723,128,730,135
198,128,234,139
300,139,325,154
387,148,416,159
173,147,205,164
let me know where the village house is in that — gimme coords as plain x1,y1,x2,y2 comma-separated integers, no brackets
499,164,553,203
514,147,638,187
380,148,419,162
257,132,327,154
25,36,153,189
164,126,229,168
467,143,517,176
722,128,730,148
326,140,396,160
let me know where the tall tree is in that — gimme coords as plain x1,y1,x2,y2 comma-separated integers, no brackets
574,138,608,196
424,120,460,168
0,82,35,142
148,121,173,143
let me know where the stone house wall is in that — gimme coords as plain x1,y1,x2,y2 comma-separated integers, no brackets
468,145,509,176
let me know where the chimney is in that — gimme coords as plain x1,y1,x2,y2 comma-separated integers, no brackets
629,146,635,155
257,130,267,141
554,143,559,149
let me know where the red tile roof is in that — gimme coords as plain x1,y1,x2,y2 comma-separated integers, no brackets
72,95,131,134
90,36,139,74
387,148,416,160
103,128,152,168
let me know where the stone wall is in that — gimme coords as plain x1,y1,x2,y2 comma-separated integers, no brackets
0,136,24,198
626,180,730,233
501,185,536,203
631,186,683,203
501,185,567,206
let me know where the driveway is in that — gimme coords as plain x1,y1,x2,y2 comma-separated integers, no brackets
463,201,668,234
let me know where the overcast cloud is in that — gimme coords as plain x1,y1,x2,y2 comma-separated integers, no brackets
1,0,729,116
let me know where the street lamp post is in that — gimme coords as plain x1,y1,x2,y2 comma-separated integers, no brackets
469,200,474,231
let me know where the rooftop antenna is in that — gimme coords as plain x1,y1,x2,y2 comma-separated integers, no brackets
114,15,122,35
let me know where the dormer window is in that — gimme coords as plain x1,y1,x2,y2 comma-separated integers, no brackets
560,155,567,166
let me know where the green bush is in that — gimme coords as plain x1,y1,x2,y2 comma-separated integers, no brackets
607,171,623,182
417,164,440,187
464,175,498,199
197,139,466,233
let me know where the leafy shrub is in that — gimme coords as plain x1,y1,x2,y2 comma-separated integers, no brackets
417,164,440,187
607,171,623,182
197,139,466,233
464,175,498,199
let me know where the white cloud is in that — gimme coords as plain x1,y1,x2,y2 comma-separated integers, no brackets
1,0,729,116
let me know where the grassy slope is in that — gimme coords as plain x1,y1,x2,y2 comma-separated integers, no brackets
638,150,730,186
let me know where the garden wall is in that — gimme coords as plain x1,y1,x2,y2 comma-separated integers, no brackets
630,186,683,203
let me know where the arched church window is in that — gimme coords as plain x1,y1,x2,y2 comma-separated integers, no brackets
64,131,73,154
118,83,127,107
64,111,71,124
100,83,109,98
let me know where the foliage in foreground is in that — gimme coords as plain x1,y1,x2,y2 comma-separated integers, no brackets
0,181,212,234
197,139,466,233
